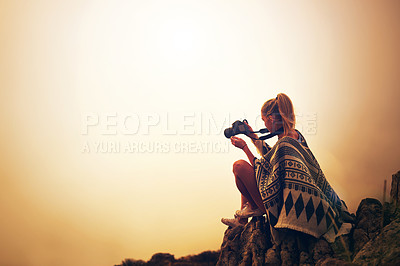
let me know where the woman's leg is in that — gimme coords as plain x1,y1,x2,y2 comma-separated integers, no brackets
233,160,266,213
237,194,249,224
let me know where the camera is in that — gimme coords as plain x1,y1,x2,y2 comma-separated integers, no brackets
224,119,251,138
224,120,273,139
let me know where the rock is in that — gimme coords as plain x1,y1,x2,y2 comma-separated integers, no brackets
117,251,220,266
148,253,175,265
241,216,271,266
390,171,400,204
383,202,394,227
352,198,383,255
353,219,400,265
176,250,220,265
217,218,333,265
217,216,271,266
312,238,354,265
330,234,352,262
299,251,313,266
119,259,147,266
315,257,355,266
280,231,300,266
265,245,281,265
311,238,333,264
216,223,244,265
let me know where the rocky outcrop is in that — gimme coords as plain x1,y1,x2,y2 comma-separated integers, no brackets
353,218,400,265
390,171,400,204
216,171,400,266
352,198,383,255
216,216,352,265
217,216,270,266
117,250,220,266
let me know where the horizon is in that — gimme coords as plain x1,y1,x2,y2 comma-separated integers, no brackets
1,1,400,265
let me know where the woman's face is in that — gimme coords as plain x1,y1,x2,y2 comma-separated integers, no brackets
262,113,274,132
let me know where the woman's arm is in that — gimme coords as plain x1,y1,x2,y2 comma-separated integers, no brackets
230,136,256,167
243,121,269,157
242,144,256,167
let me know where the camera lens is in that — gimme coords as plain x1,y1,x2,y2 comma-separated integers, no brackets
224,128,233,138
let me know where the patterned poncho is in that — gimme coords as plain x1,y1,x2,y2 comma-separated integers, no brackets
253,131,352,243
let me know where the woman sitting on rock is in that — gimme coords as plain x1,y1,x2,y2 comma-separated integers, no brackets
221,93,353,243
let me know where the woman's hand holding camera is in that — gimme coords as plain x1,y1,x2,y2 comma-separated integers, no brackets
230,136,247,150
243,121,258,140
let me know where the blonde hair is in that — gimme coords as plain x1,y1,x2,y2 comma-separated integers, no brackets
261,93,296,136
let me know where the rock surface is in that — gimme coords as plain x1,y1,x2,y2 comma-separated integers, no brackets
216,216,349,265
353,218,400,265
116,250,220,266
217,216,270,266
352,198,383,255
390,171,400,204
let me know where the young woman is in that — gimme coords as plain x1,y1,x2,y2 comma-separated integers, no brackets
222,93,353,243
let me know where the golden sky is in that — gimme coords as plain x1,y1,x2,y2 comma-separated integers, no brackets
1,1,399,265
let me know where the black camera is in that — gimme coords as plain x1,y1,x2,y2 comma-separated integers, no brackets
224,120,273,139
224,119,251,138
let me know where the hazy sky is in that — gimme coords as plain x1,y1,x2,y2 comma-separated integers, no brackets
1,1,399,265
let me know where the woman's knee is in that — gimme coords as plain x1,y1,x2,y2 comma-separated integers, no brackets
233,160,251,176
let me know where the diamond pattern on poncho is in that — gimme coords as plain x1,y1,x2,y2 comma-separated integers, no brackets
285,192,293,216
269,212,278,226
315,201,325,226
294,194,304,218
305,197,314,222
